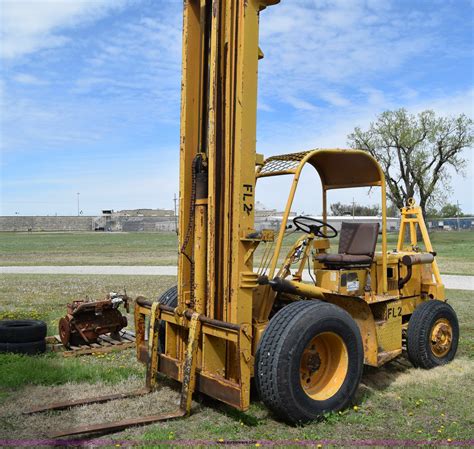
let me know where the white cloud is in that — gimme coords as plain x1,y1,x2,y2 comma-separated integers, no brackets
0,0,129,60
258,0,435,110
411,87,474,117
1,2,183,153
255,86,474,214
284,95,319,111
318,90,351,107
12,73,47,85
360,87,386,107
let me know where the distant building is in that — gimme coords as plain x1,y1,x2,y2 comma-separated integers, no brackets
427,217,474,231
113,208,174,217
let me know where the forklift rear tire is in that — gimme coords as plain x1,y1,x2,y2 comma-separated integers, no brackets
255,300,363,424
407,300,459,369
158,285,178,353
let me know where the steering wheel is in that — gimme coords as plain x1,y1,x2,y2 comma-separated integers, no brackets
293,215,338,239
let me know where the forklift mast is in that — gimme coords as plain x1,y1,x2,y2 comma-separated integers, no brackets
178,2,277,339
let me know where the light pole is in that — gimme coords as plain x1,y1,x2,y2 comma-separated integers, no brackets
77,192,80,216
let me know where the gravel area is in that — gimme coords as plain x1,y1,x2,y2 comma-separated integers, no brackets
0,266,472,290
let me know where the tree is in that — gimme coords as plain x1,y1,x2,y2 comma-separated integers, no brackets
330,202,380,216
348,109,473,217
439,203,462,218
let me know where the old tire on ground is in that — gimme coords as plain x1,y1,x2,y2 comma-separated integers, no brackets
158,285,178,353
0,339,46,355
0,320,47,343
255,300,363,424
407,300,459,369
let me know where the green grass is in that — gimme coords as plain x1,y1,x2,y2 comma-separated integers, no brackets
0,273,472,444
0,231,178,266
1,230,473,275
0,273,176,336
0,274,173,390
427,231,474,275
0,351,143,389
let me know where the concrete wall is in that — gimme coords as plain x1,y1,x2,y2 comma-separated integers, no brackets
104,216,177,232
0,214,402,233
0,216,94,232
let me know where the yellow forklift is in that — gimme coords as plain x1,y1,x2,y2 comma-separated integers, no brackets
31,0,459,435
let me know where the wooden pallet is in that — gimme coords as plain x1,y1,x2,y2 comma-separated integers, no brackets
46,330,136,357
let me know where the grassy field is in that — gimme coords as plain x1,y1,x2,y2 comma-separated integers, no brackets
0,232,178,266
0,273,472,445
1,229,473,275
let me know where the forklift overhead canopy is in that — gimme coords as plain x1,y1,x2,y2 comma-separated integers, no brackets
257,149,385,190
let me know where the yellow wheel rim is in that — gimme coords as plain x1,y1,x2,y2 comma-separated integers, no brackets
430,318,453,358
300,332,349,401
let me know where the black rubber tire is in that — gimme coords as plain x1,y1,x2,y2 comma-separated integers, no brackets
407,300,459,369
255,300,364,424
158,285,178,353
0,320,47,343
0,339,46,355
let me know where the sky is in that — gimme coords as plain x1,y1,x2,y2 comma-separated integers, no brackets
0,0,473,216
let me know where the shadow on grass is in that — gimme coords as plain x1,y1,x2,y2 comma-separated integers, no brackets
356,354,413,402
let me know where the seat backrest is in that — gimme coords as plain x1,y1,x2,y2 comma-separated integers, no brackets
338,222,380,256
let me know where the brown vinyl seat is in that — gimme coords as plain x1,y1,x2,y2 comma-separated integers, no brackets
316,221,380,268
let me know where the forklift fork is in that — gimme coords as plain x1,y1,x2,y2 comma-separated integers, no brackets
25,301,202,438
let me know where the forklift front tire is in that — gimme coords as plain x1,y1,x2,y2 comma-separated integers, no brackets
255,300,364,424
157,285,178,353
407,300,459,369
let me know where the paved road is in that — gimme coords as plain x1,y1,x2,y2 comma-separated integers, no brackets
1,266,473,290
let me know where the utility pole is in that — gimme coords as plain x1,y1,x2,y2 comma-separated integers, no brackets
77,192,80,216
173,193,178,235
352,198,355,219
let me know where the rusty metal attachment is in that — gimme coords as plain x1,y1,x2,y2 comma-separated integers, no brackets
58,292,129,348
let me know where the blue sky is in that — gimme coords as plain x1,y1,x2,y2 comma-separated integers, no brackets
1,0,473,216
